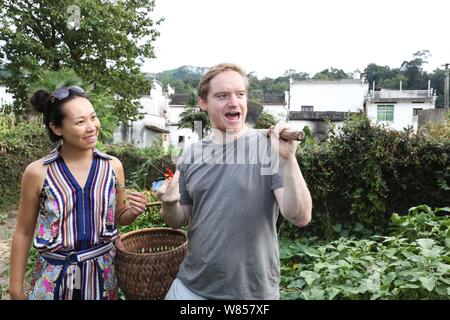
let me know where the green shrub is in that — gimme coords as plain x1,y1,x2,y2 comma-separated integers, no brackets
0,119,54,211
280,115,450,239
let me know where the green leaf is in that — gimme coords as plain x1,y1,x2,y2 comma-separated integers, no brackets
389,260,408,267
416,238,435,250
299,271,319,286
287,279,306,289
409,205,432,214
419,277,436,292
327,287,340,300
435,207,450,214
445,237,450,249
313,262,328,273
435,285,448,296
309,288,326,300
303,247,321,258
390,213,401,224
401,251,414,259
353,223,364,232
399,284,420,289
421,248,442,258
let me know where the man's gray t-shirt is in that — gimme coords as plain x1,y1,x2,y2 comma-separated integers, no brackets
176,128,283,299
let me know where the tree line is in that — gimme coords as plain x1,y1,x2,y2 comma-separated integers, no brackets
160,50,447,108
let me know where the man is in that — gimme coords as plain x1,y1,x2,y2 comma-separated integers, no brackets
156,63,312,299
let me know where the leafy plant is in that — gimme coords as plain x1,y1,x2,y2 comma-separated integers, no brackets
255,111,277,129
280,206,450,300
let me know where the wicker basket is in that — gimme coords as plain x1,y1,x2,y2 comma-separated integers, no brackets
115,227,188,300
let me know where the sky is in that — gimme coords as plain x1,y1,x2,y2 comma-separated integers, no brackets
143,0,450,79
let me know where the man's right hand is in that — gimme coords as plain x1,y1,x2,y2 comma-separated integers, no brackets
156,170,181,206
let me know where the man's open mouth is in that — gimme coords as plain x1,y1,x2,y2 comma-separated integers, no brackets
225,111,241,121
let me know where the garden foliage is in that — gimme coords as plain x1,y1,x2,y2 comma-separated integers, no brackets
281,115,450,239
280,205,450,300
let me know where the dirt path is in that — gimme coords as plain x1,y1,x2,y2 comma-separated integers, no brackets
0,209,17,300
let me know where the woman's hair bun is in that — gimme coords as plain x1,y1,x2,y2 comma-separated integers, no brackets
30,89,51,113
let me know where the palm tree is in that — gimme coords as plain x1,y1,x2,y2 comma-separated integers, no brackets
178,90,210,139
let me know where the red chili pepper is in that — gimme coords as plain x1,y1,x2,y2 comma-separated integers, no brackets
163,168,174,179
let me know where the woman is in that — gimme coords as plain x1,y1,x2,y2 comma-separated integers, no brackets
9,86,148,300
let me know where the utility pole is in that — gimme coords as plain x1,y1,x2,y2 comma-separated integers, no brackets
443,63,449,109
286,77,292,122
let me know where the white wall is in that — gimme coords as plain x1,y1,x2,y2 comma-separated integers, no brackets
0,86,14,110
290,80,368,112
167,105,185,124
367,102,435,131
263,104,287,121
167,125,199,150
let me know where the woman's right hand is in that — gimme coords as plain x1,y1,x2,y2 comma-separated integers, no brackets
156,170,180,205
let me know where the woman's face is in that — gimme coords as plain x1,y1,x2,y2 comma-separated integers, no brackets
51,97,101,149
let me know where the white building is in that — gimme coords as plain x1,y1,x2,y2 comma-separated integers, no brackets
288,78,368,140
366,87,436,131
289,78,368,113
166,94,200,150
112,81,171,149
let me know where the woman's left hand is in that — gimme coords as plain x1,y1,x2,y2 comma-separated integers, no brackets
127,191,149,217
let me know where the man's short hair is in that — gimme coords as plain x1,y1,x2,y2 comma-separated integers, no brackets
197,63,249,101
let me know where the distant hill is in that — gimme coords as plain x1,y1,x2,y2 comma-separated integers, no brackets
150,65,209,94
162,65,208,79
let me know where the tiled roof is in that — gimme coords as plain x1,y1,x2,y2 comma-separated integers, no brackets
248,93,286,105
145,124,170,133
289,111,358,121
291,79,364,85
169,94,190,105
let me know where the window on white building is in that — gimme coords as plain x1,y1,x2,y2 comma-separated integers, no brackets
301,105,314,112
377,105,394,121
413,108,422,116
